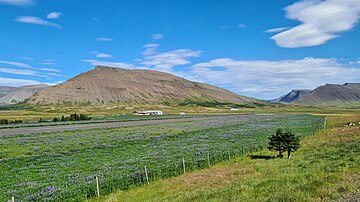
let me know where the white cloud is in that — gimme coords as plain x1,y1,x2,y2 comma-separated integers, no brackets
190,57,360,99
91,52,113,58
271,0,360,48
144,44,159,48
152,34,164,40
41,59,55,65
96,37,113,41
265,27,290,33
0,59,61,73
47,12,63,19
0,77,44,87
15,16,62,29
238,24,246,28
82,59,146,69
0,60,32,68
142,44,159,56
0,67,42,76
141,49,202,72
21,56,34,60
0,0,34,6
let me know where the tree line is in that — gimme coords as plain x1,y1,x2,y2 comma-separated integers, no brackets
0,119,23,124
52,113,92,122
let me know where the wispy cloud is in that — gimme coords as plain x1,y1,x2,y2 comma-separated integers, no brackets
0,77,46,87
0,60,32,68
0,59,61,72
0,67,43,77
15,16,62,29
271,0,360,48
190,57,360,99
96,37,113,42
91,52,113,58
47,12,63,19
265,27,290,33
238,24,246,28
41,59,56,65
21,56,34,60
142,44,159,56
152,34,164,40
0,0,34,6
82,59,145,69
141,48,202,72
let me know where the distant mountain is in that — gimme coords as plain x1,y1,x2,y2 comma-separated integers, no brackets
273,83,360,104
272,89,311,103
0,86,17,98
0,84,49,105
297,83,360,104
27,66,263,106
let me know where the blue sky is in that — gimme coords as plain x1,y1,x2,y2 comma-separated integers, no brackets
0,0,360,99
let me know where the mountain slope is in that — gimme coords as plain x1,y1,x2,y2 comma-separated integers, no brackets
27,66,260,106
0,86,16,99
297,83,360,104
272,89,311,103
0,84,49,105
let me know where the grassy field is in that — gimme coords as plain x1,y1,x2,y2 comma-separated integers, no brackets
1,103,360,122
93,114,360,202
0,114,324,201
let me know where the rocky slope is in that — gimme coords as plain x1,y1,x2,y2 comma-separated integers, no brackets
0,84,49,105
297,83,360,104
27,66,260,106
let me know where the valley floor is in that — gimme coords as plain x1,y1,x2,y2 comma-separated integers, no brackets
93,114,360,202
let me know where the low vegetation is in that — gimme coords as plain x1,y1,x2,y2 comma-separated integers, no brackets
94,114,360,202
0,119,23,124
0,114,323,201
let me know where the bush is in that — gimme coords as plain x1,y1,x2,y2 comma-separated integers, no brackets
11,119,22,124
0,119,9,124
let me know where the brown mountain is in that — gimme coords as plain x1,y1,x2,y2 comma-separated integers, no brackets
27,66,260,106
297,83,360,104
0,84,49,105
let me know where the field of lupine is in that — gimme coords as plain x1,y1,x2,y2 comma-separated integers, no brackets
0,114,324,201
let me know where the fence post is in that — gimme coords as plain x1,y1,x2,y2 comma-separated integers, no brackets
144,166,150,185
95,176,100,197
12,196,14,202
228,151,231,161
324,117,327,129
182,158,186,174
207,152,211,167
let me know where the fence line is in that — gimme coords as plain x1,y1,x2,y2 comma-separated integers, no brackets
7,144,269,201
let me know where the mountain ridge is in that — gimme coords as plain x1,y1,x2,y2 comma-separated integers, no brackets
27,66,261,106
273,83,360,104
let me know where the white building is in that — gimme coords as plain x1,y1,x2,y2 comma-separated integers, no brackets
133,110,163,115
146,110,163,115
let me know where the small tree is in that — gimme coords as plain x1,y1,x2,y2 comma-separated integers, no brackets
268,128,286,158
282,131,300,159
